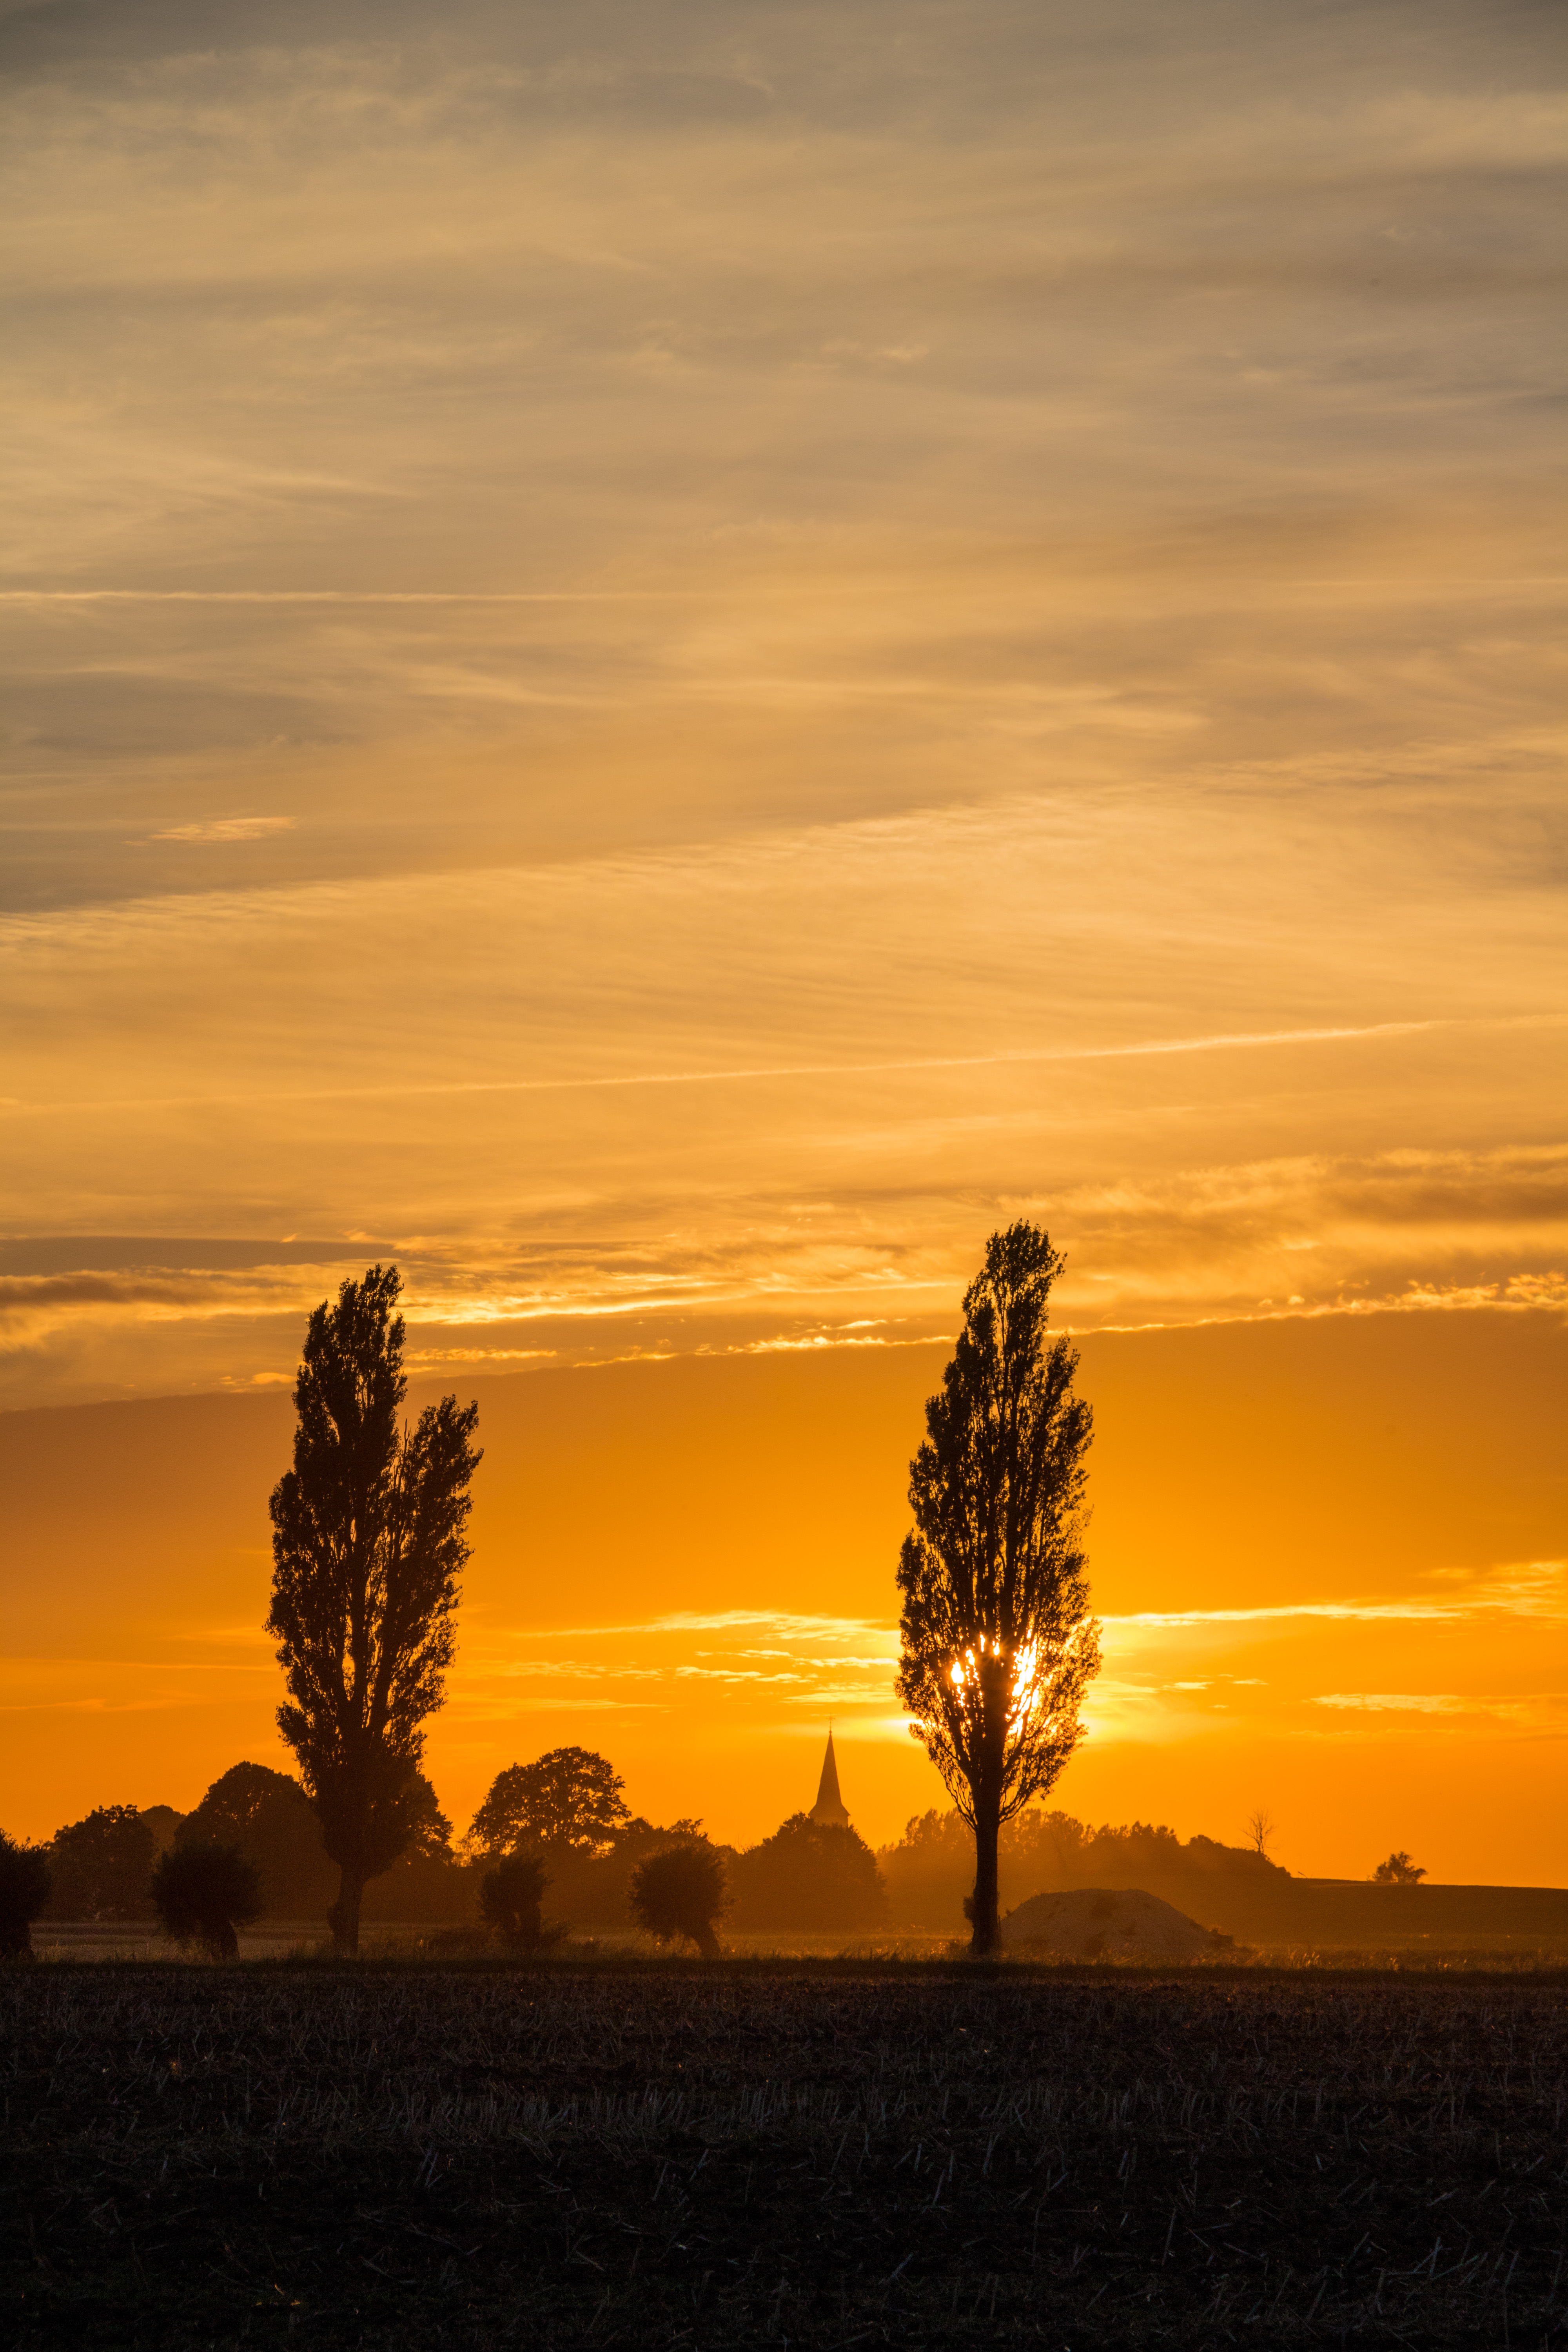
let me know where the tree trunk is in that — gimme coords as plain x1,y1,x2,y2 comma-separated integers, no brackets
969,1787,1002,1956
329,1869,364,1957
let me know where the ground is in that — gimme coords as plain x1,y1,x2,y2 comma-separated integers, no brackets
5,1958,1568,2347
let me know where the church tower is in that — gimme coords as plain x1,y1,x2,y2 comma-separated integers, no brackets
808,1727,850,1829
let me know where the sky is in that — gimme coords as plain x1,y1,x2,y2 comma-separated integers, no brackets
2,0,1564,1880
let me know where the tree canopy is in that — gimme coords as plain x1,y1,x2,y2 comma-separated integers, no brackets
895,1222,1099,1953
46,1805,156,1922
178,1761,338,1919
726,1814,886,1933
467,1747,630,1858
266,1263,481,1953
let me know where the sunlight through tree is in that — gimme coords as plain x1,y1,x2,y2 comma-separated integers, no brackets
896,1223,1099,1955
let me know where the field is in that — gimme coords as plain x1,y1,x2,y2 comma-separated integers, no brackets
5,1960,1568,2349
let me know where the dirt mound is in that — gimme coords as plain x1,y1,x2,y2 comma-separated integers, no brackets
1000,1886,1235,1961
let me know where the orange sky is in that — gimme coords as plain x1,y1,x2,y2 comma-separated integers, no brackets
1,0,1564,1880
4,1310,1565,1882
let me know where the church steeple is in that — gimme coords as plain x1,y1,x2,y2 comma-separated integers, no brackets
809,1727,850,1828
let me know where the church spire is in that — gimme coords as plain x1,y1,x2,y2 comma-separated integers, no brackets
809,1726,850,1828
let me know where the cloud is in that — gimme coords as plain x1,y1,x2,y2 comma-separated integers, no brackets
1311,1692,1568,1727
0,1272,199,1309
1,0,1562,1412
528,1610,897,1644
149,817,297,843
1314,1692,1507,1714
1105,1562,1568,1637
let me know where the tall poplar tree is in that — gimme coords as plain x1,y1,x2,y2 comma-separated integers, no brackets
895,1223,1099,1955
267,1264,480,1955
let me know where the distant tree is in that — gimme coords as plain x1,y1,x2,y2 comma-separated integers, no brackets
141,1806,185,1858
267,1264,481,1955
466,1748,630,1858
532,1815,715,1932
895,1224,1100,1956
727,1815,887,1933
478,1854,565,1952
46,1805,156,1921
150,1842,264,1960
1374,1851,1426,1885
1246,1808,1275,1858
179,1761,338,1918
630,1843,727,1957
0,1832,53,1957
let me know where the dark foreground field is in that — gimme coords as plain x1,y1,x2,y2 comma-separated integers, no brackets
5,1962,1568,2349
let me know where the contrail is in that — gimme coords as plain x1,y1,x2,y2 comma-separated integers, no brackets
0,1016,1472,1118
0,588,699,604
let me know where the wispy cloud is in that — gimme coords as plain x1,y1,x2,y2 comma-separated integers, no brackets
1312,1692,1552,1715
1105,1564,1568,1636
149,817,296,844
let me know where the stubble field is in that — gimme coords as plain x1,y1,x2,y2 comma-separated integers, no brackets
5,1960,1568,2349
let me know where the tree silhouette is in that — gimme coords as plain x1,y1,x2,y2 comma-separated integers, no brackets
266,1264,481,1955
466,1748,629,1858
398,1772,456,1856
150,1842,263,1959
1374,1850,1426,1885
630,1843,726,1957
178,1761,337,1918
47,1804,156,1921
0,1832,53,1957
478,1854,566,1951
727,1815,886,1933
896,1223,1100,1955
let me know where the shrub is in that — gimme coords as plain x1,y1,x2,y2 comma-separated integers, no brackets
0,1833,53,1958
149,1841,263,1960
629,1843,727,1957
479,1853,565,1952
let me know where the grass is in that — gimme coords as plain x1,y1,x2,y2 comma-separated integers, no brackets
5,1956,1568,2347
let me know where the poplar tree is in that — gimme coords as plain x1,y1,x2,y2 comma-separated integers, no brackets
267,1264,480,1955
895,1223,1099,1955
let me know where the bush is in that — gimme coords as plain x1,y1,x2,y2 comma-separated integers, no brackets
479,1854,566,1952
0,1833,53,1958
149,1841,263,1960
629,1844,727,1957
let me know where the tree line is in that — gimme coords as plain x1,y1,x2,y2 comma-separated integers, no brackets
0,1746,891,1956
2,1749,1316,1959
4,1224,1109,1958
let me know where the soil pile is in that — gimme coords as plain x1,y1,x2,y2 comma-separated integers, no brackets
1000,1886,1235,1961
